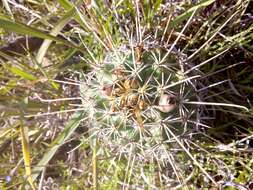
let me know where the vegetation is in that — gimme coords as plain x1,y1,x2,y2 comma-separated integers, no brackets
0,0,253,189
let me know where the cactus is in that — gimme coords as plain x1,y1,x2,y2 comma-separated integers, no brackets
80,40,202,184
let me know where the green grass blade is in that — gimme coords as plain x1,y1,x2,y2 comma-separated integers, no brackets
0,18,86,52
31,111,85,181
57,0,73,10
171,0,215,27
57,0,112,51
9,66,37,81
36,7,77,63
56,0,100,38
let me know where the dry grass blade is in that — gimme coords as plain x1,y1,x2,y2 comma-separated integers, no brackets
184,101,249,111
92,138,98,190
36,7,77,63
20,124,36,190
2,0,14,20
171,0,216,27
164,124,218,186
188,10,240,60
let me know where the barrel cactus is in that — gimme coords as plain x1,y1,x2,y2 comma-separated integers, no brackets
80,40,201,177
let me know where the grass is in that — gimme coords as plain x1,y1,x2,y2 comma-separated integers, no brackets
0,0,253,189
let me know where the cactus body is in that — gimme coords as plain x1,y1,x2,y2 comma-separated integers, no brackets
80,44,198,156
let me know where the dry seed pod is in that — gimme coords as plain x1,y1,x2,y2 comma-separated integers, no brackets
112,67,126,79
112,81,125,96
138,100,147,110
127,94,139,107
157,94,177,113
124,79,139,90
119,95,127,107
